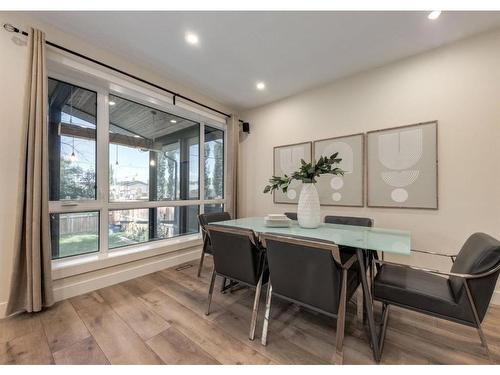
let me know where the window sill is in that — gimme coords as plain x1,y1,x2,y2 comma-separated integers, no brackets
52,234,202,280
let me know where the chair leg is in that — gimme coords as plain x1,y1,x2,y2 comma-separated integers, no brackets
473,313,491,360
197,249,206,277
261,282,273,346
334,269,348,365
205,268,216,315
249,274,263,340
476,324,490,349
220,278,230,293
463,280,492,360
378,303,390,358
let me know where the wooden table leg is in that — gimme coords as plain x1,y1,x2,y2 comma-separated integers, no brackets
356,249,380,363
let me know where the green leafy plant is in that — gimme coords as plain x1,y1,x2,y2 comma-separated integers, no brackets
263,153,344,194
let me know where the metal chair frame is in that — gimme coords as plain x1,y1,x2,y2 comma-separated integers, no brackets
197,224,211,277
374,251,500,360
259,233,358,364
205,225,265,341
198,216,232,292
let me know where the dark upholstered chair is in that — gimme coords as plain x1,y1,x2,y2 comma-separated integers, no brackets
284,212,297,220
260,233,359,363
374,232,500,359
206,225,268,340
197,212,231,277
324,215,374,317
324,215,373,228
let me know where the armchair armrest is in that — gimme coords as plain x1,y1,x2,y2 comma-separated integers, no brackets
411,249,458,260
373,258,478,279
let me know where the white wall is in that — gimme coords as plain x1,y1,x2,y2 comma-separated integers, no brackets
0,12,233,317
240,29,500,302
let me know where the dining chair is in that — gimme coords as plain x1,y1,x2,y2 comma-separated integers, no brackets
324,215,373,227
284,212,297,220
374,232,500,359
259,233,359,363
325,215,374,319
205,225,268,340
197,212,231,277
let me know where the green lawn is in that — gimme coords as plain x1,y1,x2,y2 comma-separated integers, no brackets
59,233,99,258
57,232,148,258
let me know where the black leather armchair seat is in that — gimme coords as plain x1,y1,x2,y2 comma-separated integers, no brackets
374,264,474,325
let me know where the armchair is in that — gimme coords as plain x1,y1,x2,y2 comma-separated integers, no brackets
373,232,500,360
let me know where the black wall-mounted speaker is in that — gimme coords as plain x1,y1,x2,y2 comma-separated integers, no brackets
242,122,250,133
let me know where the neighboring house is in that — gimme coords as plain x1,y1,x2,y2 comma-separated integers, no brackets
111,180,149,201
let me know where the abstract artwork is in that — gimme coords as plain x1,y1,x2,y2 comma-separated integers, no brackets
313,133,364,206
367,121,438,209
273,142,312,204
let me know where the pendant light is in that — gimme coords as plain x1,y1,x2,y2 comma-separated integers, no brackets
69,136,77,163
150,110,156,167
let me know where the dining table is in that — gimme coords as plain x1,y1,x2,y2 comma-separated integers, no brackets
213,216,411,362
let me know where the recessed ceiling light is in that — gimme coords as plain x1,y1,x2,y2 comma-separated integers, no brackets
133,135,141,138
109,100,116,106
170,119,177,124
185,32,199,45
256,82,266,91
428,10,441,20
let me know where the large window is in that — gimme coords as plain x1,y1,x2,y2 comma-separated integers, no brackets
48,76,225,260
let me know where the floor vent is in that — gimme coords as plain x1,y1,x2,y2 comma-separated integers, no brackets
175,264,193,271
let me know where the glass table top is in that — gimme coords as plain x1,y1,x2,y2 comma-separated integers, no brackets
213,217,411,255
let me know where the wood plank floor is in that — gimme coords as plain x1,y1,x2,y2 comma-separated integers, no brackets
1,257,500,365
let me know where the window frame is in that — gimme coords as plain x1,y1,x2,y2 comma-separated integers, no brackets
47,54,227,271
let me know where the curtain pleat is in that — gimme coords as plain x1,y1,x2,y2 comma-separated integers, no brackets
225,115,239,218
6,27,54,315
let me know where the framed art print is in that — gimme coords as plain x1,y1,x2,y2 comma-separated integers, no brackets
367,121,438,209
313,133,364,206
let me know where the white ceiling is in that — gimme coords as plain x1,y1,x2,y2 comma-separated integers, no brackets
28,11,500,110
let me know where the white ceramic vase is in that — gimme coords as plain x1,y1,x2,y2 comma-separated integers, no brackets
297,183,321,228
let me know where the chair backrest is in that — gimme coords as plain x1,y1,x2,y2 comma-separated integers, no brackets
284,212,297,220
207,225,264,286
450,232,500,321
198,212,231,242
261,233,347,315
324,215,373,227
198,211,231,229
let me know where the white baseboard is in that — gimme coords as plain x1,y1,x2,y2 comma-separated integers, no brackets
52,247,200,303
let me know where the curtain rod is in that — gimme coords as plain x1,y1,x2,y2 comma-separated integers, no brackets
3,23,245,123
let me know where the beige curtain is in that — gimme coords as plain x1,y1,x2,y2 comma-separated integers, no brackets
6,28,54,315
225,115,239,218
